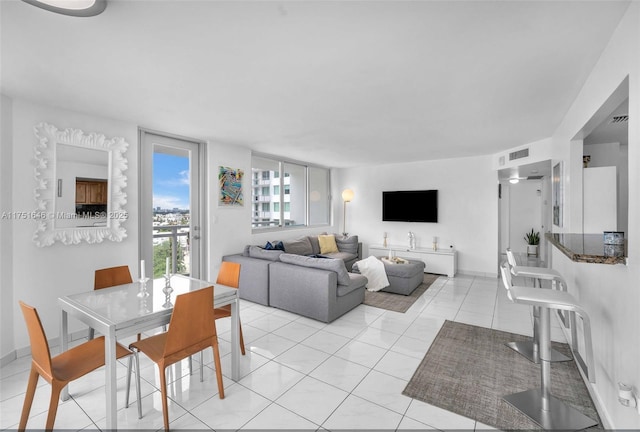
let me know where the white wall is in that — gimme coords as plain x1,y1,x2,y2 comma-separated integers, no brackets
0,95,15,359
1,98,141,360
549,3,640,428
335,155,498,277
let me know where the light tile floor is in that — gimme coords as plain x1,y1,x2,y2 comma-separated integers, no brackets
1,268,568,431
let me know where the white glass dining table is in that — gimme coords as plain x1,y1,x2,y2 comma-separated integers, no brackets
58,274,240,430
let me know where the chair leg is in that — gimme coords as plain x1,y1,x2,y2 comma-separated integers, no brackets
125,355,132,408
212,343,225,399
46,381,64,431
239,322,246,355
134,351,142,419
18,367,39,431
199,351,204,382
159,366,170,431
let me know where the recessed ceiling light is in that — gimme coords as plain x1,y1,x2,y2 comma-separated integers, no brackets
509,178,520,184
22,0,107,17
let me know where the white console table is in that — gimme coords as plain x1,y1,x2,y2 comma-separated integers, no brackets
368,245,457,277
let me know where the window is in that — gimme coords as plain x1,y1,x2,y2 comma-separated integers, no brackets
251,154,330,230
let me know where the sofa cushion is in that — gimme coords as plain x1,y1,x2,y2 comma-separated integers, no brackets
248,245,284,261
337,273,368,297
318,234,339,254
335,235,358,255
322,251,357,262
283,237,314,256
279,253,350,286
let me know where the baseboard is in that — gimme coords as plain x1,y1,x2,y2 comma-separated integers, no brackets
0,350,16,368
2,329,90,366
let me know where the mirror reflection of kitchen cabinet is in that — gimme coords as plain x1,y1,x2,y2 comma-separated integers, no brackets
75,179,108,205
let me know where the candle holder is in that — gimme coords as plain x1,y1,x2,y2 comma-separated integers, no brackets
137,277,150,298
162,296,173,309
162,274,173,295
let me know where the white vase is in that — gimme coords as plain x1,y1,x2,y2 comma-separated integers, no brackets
527,244,539,257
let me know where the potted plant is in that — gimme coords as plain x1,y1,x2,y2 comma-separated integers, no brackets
524,228,540,256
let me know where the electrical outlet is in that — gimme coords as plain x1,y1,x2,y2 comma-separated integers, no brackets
618,382,640,414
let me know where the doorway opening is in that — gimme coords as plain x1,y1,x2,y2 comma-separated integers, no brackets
139,130,206,279
498,160,552,267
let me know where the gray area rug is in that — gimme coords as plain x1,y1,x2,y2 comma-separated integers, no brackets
402,320,601,430
363,273,439,313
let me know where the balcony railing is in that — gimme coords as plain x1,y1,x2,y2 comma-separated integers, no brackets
153,224,190,277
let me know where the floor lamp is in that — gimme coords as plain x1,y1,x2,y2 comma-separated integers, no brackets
341,189,354,237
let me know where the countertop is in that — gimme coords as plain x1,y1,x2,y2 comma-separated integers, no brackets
545,233,627,265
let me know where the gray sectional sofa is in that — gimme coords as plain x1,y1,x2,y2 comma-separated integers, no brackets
222,234,366,322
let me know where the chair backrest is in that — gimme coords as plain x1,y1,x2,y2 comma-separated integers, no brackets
216,262,240,288
19,301,53,378
505,248,518,270
499,263,516,302
94,265,133,290
164,287,216,358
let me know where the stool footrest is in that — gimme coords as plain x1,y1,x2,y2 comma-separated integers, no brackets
503,388,597,430
505,341,571,363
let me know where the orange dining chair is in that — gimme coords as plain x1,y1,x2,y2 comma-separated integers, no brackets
90,265,140,341
214,261,246,355
125,286,225,431
18,301,134,431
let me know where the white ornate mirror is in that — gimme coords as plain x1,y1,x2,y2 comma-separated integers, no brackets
33,123,129,246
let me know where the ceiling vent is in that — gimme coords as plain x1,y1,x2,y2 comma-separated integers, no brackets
509,148,529,161
610,115,629,124
527,175,544,180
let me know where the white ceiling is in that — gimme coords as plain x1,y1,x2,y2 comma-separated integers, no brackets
0,0,630,168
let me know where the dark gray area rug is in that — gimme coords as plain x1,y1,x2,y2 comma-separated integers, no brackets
363,273,439,313
402,320,601,430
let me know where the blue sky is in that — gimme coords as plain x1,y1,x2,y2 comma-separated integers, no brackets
153,153,189,210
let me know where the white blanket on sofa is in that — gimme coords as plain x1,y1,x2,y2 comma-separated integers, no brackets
354,256,389,292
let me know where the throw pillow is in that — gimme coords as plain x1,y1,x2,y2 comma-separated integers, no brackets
318,234,339,254
308,235,321,255
335,235,358,255
283,237,313,256
264,241,284,251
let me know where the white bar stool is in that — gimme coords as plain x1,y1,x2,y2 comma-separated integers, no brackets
499,264,596,430
506,248,570,328
504,249,571,363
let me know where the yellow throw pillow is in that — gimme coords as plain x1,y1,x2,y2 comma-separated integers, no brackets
318,234,339,254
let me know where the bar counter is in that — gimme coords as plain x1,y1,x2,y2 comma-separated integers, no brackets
545,233,627,265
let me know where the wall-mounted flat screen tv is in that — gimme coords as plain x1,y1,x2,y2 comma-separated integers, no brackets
382,190,438,222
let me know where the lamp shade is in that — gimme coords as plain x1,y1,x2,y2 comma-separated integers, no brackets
341,189,354,202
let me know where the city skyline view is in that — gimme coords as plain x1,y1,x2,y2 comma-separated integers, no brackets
153,152,190,211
